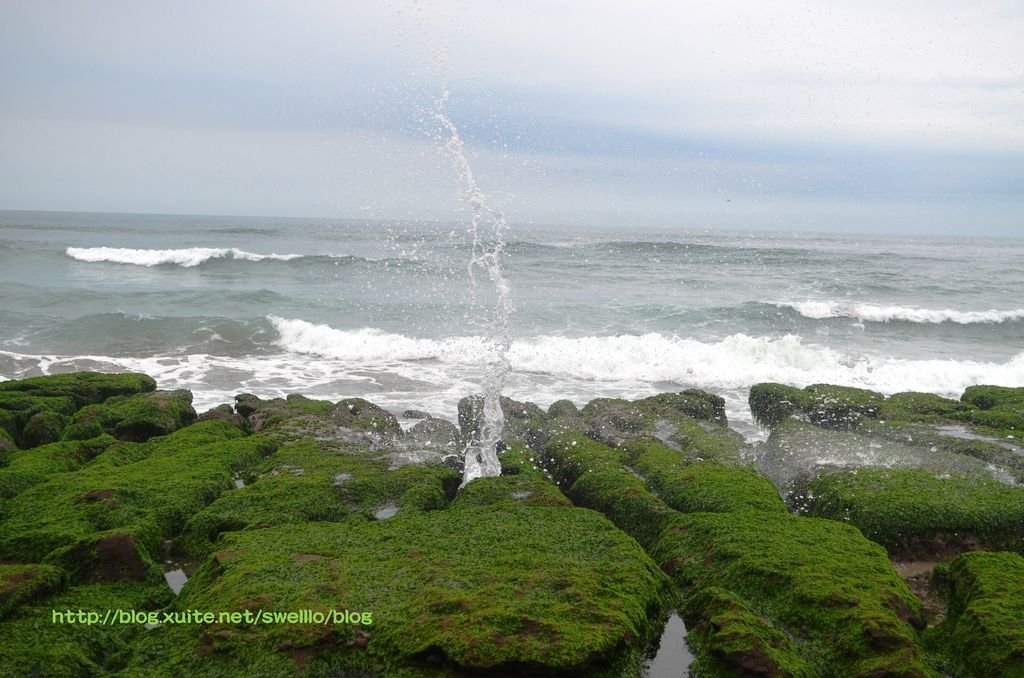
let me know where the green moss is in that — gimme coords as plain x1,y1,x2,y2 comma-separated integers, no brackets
0,563,65,619
547,399,579,418
929,551,1024,676
0,371,156,403
62,390,197,443
749,383,807,428
124,506,675,676
638,389,727,425
749,382,885,430
0,420,274,566
961,385,1024,411
622,438,786,514
20,410,71,447
804,468,1024,557
0,580,171,677
688,587,812,677
0,435,115,499
653,511,931,676
663,419,746,462
542,433,675,549
879,392,973,422
179,440,458,556
453,445,572,509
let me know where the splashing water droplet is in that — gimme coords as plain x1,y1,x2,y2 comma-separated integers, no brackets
432,90,512,487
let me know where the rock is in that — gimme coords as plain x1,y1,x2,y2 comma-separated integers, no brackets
197,403,248,431
802,467,1024,559
406,417,460,449
62,390,197,443
547,399,578,418
932,551,1024,675
400,409,431,419
20,411,70,448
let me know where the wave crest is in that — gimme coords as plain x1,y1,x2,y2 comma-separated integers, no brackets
775,300,1024,325
65,247,304,267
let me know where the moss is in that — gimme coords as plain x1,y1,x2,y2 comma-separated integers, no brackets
0,420,274,567
688,587,812,677
123,506,675,676
879,392,973,422
663,419,746,463
20,410,71,448
452,445,572,509
0,563,65,619
0,435,115,499
622,438,786,514
542,433,675,549
749,383,807,428
638,389,727,425
804,468,1024,557
62,390,197,443
547,399,579,418
178,440,458,556
652,511,931,676
961,385,1024,411
0,579,171,677
929,551,1024,676
0,371,156,405
749,382,884,430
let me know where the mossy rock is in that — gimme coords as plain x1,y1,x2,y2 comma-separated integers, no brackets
803,468,1024,558
0,580,171,676
457,394,551,449
238,393,402,439
452,445,572,510
0,434,115,499
961,386,1024,412
123,506,675,676
0,371,156,407
929,551,1024,676
20,410,71,448
0,420,274,567
879,392,973,422
622,438,786,514
179,440,458,556
0,563,65,619
542,432,676,550
547,399,579,418
653,511,931,676
62,389,197,443
749,382,885,430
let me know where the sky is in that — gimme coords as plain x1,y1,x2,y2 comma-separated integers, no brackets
0,0,1021,235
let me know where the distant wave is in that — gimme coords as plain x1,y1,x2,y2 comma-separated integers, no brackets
774,300,1024,325
65,247,304,267
267,317,1024,397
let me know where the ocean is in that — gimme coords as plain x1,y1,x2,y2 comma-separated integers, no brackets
1,209,1021,440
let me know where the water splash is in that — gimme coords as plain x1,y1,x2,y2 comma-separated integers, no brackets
432,88,513,486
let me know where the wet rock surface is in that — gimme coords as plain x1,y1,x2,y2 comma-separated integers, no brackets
0,372,1020,675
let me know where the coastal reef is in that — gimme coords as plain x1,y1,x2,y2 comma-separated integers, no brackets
0,371,1021,676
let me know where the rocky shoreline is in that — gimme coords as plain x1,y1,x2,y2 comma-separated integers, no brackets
0,372,1021,676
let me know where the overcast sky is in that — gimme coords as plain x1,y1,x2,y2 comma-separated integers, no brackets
0,1,1021,234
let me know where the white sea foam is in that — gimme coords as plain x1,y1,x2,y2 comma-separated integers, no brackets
776,300,1024,324
65,247,304,267
267,317,1024,398
4,323,1022,440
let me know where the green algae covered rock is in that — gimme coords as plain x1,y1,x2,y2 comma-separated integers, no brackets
750,382,884,431
0,580,171,677
0,563,65,619
62,389,197,442
0,434,115,499
653,511,930,677
803,468,1024,557
179,439,458,556
0,372,157,449
622,437,785,514
930,551,1024,676
124,506,675,676
0,420,274,567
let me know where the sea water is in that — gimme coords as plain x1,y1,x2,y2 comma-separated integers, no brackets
1,209,1022,439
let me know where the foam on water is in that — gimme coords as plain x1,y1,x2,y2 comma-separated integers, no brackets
776,300,1024,325
3,325,1021,441
66,246,304,267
